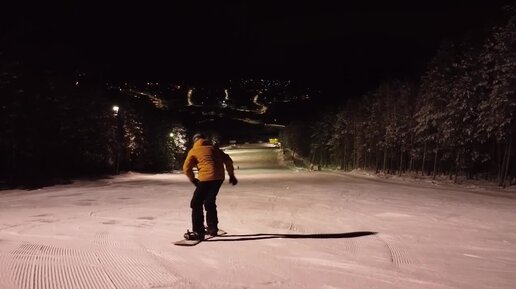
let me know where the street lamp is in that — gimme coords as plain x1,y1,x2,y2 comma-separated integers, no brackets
112,105,122,174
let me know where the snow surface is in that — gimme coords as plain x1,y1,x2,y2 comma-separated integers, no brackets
0,145,515,289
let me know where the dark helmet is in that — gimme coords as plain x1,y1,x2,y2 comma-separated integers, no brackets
192,132,205,143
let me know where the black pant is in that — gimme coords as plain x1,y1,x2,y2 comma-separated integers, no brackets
191,179,223,234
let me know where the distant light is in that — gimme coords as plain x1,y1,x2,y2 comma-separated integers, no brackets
170,133,174,138
75,81,79,85
187,89,194,106
112,106,120,113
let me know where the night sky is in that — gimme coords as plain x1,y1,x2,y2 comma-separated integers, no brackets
1,1,512,95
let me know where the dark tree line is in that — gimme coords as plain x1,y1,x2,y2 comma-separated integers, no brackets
281,8,516,187
0,61,187,188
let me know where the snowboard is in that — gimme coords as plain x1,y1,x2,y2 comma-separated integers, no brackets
173,229,227,246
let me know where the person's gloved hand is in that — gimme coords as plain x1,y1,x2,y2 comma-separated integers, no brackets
191,178,200,187
229,175,238,186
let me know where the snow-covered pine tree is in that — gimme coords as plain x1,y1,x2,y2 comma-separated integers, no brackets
477,10,516,187
414,43,456,180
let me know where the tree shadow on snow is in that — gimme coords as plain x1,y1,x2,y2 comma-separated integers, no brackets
206,231,377,242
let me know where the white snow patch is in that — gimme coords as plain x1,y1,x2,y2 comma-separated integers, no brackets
0,147,515,288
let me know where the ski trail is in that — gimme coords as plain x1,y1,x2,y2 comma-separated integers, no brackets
375,234,417,266
0,248,16,289
9,243,112,289
7,241,181,289
94,231,119,247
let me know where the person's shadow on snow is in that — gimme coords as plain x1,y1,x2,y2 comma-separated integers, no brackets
206,231,376,242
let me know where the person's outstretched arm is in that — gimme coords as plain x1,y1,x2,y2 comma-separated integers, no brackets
222,152,238,185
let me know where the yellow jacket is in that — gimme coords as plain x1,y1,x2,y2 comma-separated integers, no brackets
183,138,235,182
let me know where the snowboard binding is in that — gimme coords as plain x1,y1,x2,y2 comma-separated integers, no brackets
184,230,204,240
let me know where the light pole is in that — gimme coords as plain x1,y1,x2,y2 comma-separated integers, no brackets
113,105,121,174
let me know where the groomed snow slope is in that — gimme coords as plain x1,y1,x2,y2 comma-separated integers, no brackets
0,146,515,289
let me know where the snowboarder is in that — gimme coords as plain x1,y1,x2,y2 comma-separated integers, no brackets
182,133,238,240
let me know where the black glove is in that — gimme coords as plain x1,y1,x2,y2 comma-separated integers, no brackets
191,178,200,187
229,175,238,186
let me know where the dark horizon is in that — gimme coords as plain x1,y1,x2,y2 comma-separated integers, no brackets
2,1,513,96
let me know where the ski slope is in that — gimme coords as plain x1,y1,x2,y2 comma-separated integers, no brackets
0,145,515,289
